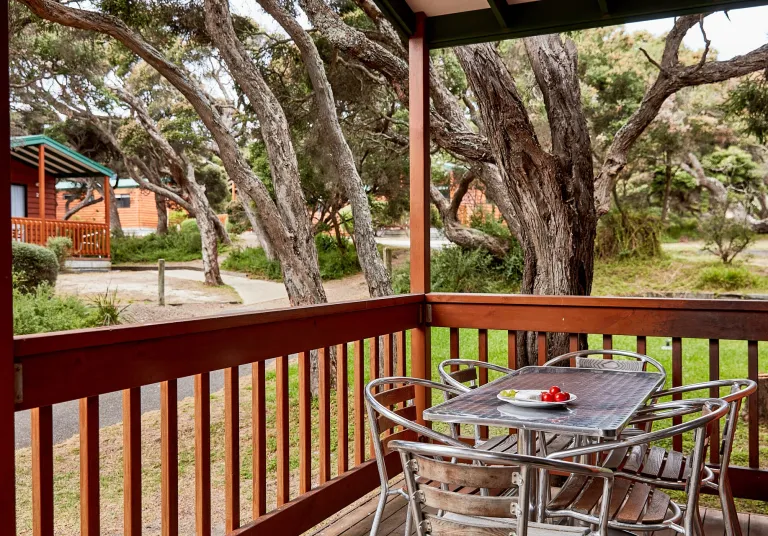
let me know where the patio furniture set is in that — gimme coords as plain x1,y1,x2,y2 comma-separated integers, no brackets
364,350,756,536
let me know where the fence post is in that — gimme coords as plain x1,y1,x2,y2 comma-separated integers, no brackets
383,247,392,274
158,259,165,306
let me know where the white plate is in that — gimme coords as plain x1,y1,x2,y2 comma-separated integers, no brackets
496,392,577,409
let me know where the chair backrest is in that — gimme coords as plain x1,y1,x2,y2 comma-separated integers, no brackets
649,379,756,475
391,440,612,536
438,359,514,392
365,377,467,490
544,349,667,382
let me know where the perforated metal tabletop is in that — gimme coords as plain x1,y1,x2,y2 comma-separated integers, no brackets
424,366,665,438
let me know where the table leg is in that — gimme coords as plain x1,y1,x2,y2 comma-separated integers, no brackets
518,429,537,522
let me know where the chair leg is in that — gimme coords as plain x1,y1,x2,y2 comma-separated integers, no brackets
370,490,388,536
719,477,743,536
403,503,412,536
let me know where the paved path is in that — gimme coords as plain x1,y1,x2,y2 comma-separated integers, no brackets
166,269,287,304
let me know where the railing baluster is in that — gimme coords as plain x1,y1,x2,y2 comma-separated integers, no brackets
369,337,380,459
299,351,311,493
508,331,517,370
450,327,459,371
160,380,178,536
319,347,331,484
336,343,349,475
709,339,721,465
672,338,683,452
31,405,53,536
225,366,240,531
748,340,759,468
636,336,647,355
276,356,290,506
80,396,99,536
253,361,266,518
194,373,211,536
537,332,547,365
397,331,407,376
603,334,612,355
123,387,142,536
384,333,394,377
568,334,578,367
354,340,365,465
478,329,489,439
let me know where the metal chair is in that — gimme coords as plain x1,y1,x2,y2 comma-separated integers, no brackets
365,377,470,536
543,349,667,383
615,379,756,536
390,439,617,536
438,358,514,392
545,398,729,535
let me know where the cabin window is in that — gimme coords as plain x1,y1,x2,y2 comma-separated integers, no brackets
10,184,26,217
116,194,131,208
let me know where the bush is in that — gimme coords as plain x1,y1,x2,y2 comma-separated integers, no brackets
111,224,202,263
696,264,760,291
701,204,754,264
46,236,73,269
663,216,701,242
392,246,521,294
222,247,282,280
12,241,59,291
13,281,100,335
595,210,662,260
222,234,362,281
168,210,188,227
89,288,129,326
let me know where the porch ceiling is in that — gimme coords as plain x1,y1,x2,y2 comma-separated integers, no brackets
373,0,768,48
10,134,114,178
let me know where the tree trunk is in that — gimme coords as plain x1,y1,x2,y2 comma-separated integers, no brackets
155,193,168,235
661,155,673,224
240,198,277,261
186,162,223,286
106,179,123,236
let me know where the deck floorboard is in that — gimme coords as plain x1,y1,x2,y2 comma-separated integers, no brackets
308,482,767,536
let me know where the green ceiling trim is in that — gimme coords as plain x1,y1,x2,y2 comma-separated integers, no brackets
11,135,115,177
371,0,416,35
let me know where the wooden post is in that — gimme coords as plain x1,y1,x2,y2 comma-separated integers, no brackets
104,176,111,258
0,0,17,526
409,12,431,423
158,259,166,306
39,145,46,237
383,247,392,274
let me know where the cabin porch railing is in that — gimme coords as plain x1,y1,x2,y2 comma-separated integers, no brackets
11,293,768,535
11,217,109,258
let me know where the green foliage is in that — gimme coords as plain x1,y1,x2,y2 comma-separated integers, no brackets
225,201,250,235
469,208,512,241
89,288,129,326
46,236,73,269
13,280,101,335
723,75,768,143
111,224,202,263
12,241,59,292
702,147,762,192
595,210,662,260
696,265,760,291
701,205,755,264
222,247,282,280
392,246,521,294
168,210,188,227
195,164,229,212
223,235,361,281
663,216,701,242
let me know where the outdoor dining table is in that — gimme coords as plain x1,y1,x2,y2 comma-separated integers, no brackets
423,365,666,519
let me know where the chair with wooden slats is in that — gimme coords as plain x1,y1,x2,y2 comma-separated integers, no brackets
543,349,667,383
546,398,729,535
613,379,756,536
390,440,623,536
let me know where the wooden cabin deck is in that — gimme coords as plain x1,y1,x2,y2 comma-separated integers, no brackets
308,485,768,536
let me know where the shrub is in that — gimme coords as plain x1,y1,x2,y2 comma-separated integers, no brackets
46,236,73,269
701,204,754,264
696,264,759,291
169,210,188,227
222,247,282,280
111,224,202,263
663,216,700,242
595,210,662,260
89,288,129,326
12,241,59,291
13,282,100,335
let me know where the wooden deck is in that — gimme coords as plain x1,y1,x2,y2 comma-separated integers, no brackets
309,483,768,536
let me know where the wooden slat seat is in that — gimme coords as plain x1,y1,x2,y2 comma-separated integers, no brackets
548,475,674,527
600,444,705,489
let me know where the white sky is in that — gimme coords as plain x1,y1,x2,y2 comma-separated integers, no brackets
626,6,768,60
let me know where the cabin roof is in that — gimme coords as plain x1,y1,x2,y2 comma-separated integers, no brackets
10,135,115,179
372,0,768,48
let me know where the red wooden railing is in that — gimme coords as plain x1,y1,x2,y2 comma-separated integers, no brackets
11,293,768,534
11,218,109,258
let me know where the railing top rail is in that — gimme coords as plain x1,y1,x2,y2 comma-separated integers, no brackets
15,294,423,356
10,217,108,227
426,292,768,312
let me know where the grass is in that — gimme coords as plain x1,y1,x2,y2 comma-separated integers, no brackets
593,256,768,296
13,328,768,533
111,221,205,264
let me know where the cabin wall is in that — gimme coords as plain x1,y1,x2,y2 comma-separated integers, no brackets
56,186,161,233
10,159,56,219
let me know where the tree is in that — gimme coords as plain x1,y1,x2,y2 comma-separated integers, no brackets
302,3,768,362
701,201,755,263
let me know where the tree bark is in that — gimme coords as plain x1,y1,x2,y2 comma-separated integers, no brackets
106,178,123,236
155,193,168,235
259,0,393,298
241,198,276,261
661,153,673,224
